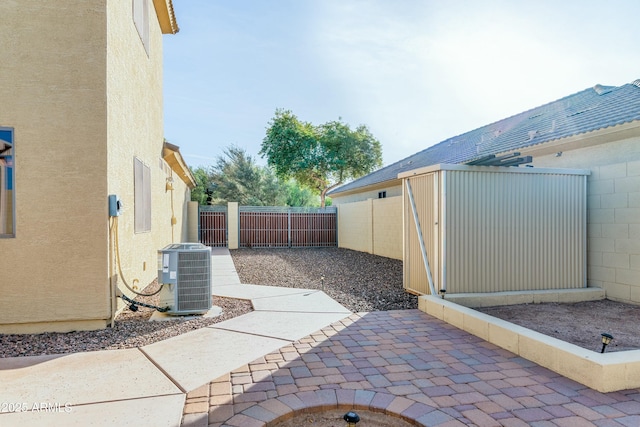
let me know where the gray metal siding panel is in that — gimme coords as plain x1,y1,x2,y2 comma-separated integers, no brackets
444,170,586,293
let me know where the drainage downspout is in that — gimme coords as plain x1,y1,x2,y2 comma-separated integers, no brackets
405,178,436,296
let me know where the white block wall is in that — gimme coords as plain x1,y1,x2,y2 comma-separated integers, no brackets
533,135,640,304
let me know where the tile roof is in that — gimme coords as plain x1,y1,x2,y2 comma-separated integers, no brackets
330,80,640,195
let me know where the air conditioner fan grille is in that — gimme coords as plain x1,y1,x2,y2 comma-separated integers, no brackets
176,251,211,312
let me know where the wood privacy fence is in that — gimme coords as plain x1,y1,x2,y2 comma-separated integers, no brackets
199,205,227,247
240,206,337,248
199,205,337,248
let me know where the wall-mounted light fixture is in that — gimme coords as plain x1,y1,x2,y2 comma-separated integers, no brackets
600,333,614,353
166,176,174,192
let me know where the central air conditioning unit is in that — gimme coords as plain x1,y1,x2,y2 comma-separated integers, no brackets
157,243,212,315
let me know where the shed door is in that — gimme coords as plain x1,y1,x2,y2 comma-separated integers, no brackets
403,173,440,295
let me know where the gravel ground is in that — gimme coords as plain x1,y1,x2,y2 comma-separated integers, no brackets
0,281,252,358
2,247,635,358
231,247,416,312
1,248,413,358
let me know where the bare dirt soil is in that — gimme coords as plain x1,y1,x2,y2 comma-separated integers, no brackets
476,299,640,352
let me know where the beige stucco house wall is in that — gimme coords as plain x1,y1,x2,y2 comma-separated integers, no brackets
0,0,191,334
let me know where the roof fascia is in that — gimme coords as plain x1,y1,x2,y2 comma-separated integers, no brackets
398,120,640,179
330,179,402,198
163,143,196,189
399,163,589,179
152,0,179,34
509,119,640,159
334,117,639,196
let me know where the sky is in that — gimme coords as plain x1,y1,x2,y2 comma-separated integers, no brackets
163,0,640,169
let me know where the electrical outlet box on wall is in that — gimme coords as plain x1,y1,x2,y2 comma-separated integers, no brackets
108,194,122,217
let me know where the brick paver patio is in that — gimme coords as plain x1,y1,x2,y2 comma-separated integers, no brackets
182,310,640,426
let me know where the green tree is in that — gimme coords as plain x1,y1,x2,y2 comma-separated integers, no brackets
208,146,285,206
261,109,383,207
190,145,334,207
190,166,212,205
282,179,317,207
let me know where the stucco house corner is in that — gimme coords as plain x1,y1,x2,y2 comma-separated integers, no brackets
0,0,194,334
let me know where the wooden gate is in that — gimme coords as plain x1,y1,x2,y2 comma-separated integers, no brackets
199,205,227,247
240,206,337,248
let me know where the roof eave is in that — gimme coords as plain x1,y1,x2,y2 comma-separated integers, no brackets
398,163,590,179
163,142,196,189
338,119,640,196
506,119,640,159
153,0,179,34
329,178,402,198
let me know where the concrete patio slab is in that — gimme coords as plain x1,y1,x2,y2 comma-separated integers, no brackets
0,349,180,407
211,283,316,300
211,269,241,286
210,248,241,285
149,305,223,322
140,327,290,392
0,394,185,427
0,353,64,371
211,310,350,341
250,290,350,313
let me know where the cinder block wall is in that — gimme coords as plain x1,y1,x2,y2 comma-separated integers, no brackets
227,202,239,249
337,196,402,260
533,135,640,304
338,199,373,254
372,196,402,260
187,201,199,242
587,159,640,302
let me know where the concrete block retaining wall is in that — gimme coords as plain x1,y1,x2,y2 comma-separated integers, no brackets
419,290,640,392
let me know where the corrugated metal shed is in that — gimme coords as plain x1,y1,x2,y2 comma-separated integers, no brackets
401,164,589,295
